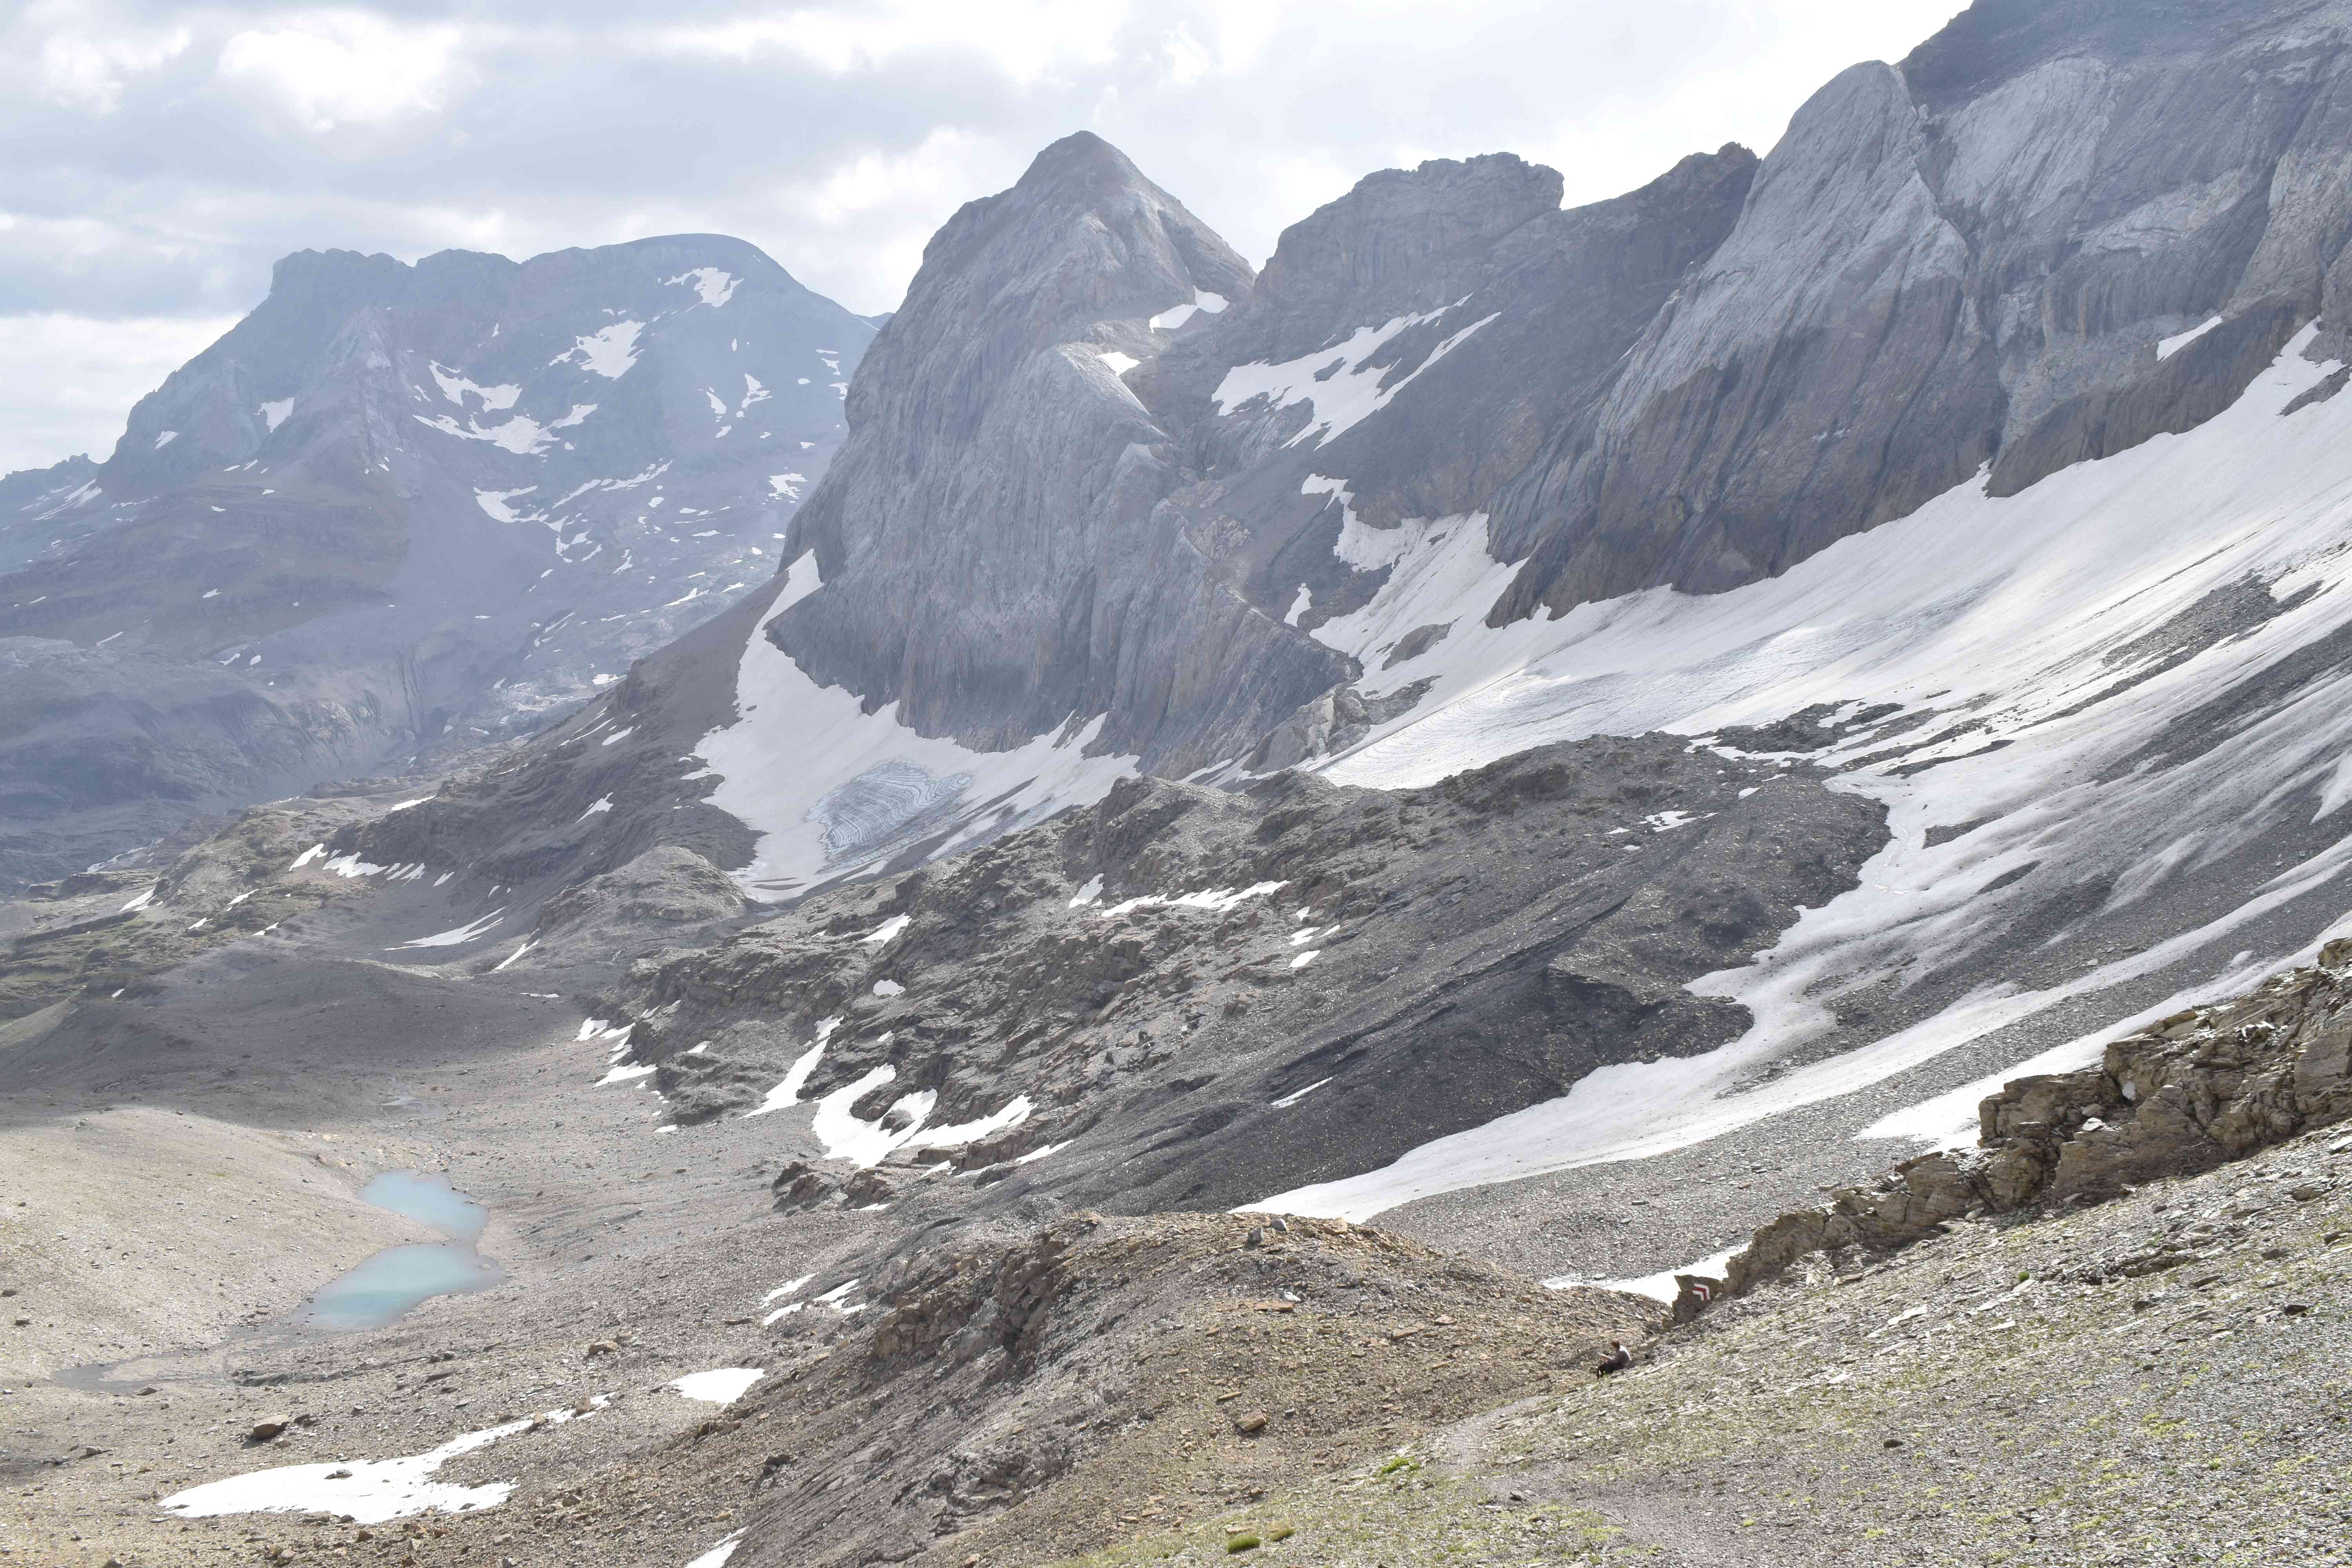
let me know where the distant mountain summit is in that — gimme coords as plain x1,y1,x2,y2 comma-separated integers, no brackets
0,234,876,887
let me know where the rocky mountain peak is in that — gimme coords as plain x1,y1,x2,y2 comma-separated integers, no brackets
1248,151,1565,347
761,131,1324,785
858,131,1253,430
1016,126,1145,185
260,245,413,309
0,229,879,887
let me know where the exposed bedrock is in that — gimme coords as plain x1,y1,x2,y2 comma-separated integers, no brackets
598,731,1887,1214
1725,937,2352,1297
771,132,1341,775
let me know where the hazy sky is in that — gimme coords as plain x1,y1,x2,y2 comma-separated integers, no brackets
2,0,1966,474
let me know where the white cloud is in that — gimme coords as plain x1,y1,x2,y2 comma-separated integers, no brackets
213,13,466,133
9,2,192,115
1161,24,1210,86
0,313,238,474
655,0,1130,86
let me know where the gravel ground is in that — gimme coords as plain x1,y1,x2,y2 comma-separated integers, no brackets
1049,1122,2352,1567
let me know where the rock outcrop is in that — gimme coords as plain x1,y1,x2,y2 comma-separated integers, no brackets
592,731,1884,1213
1724,937,2352,1296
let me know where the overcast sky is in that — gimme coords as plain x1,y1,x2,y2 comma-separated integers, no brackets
1,0,1966,475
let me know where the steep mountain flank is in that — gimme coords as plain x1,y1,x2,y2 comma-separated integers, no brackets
1139,144,1757,681
773,131,1338,773
1494,0,2352,617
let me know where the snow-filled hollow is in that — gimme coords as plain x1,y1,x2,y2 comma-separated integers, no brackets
696,553,1140,900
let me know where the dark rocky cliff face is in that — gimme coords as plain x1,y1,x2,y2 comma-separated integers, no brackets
0,235,876,887
1492,0,2352,618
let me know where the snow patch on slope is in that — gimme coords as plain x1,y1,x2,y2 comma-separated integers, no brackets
556,321,644,379
2159,315,2225,360
1290,478,1514,680
697,553,1138,900
474,488,537,523
1213,306,1499,450
160,1400,604,1524
1151,289,1230,331
430,364,521,410
666,268,739,308
388,910,506,950
1256,327,2352,1219
809,1065,1033,1168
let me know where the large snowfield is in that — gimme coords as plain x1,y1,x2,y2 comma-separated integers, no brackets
1262,328,2352,1216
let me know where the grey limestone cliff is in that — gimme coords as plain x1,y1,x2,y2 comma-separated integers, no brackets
773,131,1342,773
1493,0,2352,617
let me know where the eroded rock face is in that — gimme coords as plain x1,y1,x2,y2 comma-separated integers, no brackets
1981,951,2352,1201
1724,936,2352,1296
